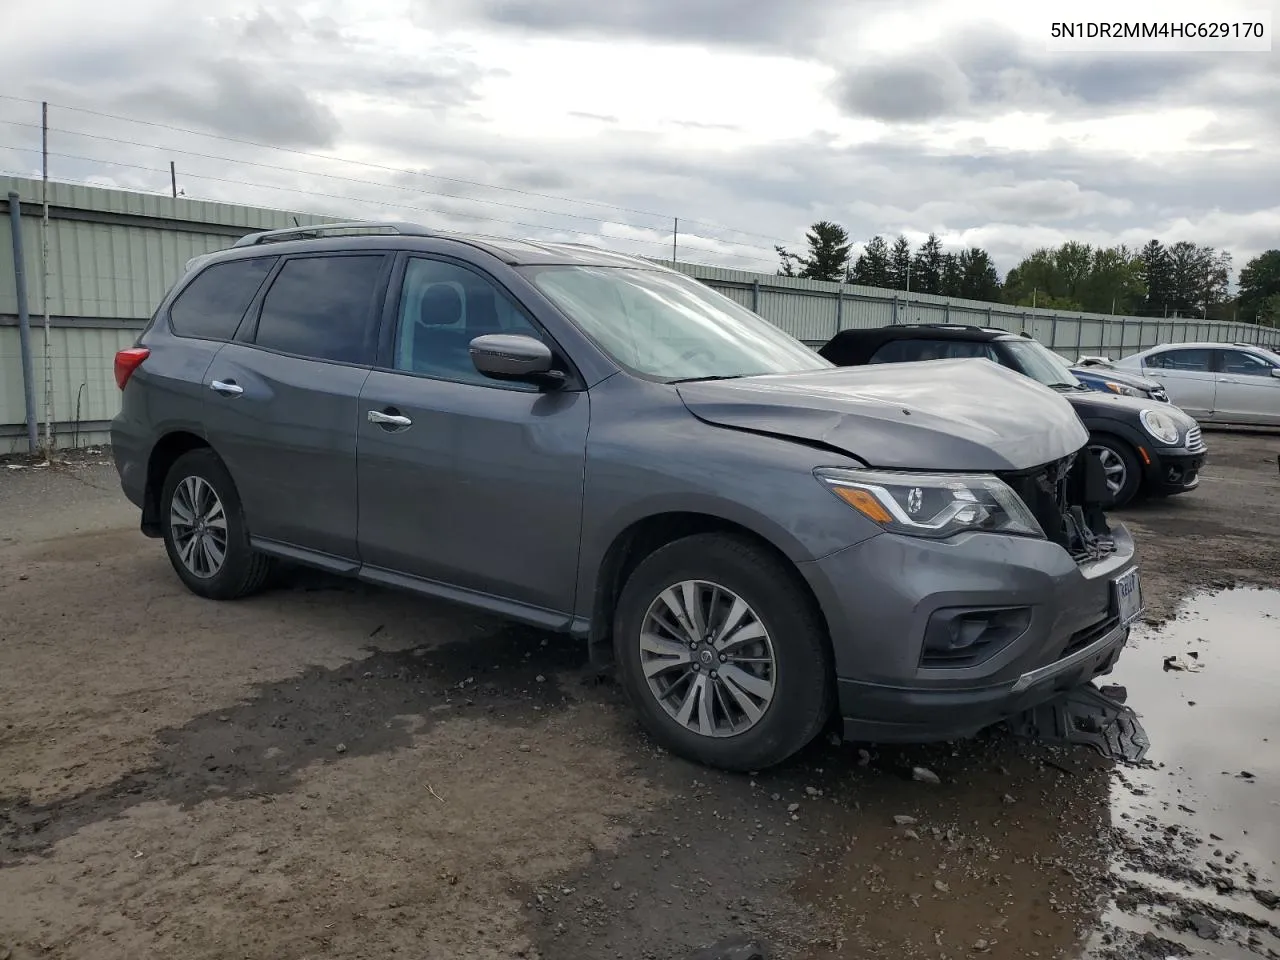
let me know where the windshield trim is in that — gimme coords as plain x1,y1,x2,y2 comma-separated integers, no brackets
518,263,833,384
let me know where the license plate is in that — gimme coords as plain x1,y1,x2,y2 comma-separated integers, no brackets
1113,568,1142,624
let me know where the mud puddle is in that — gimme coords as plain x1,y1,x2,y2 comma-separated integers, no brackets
534,589,1280,960
1082,587,1280,959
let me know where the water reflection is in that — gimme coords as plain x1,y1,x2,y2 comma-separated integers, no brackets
1083,587,1280,959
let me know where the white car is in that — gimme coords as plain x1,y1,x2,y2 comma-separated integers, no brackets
1114,342,1280,426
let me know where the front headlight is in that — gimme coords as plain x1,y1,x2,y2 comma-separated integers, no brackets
1104,381,1140,397
814,468,1044,540
1139,408,1180,445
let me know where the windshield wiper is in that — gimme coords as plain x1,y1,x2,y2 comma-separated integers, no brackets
668,374,744,384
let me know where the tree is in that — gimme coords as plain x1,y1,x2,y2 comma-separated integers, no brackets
1238,250,1280,324
939,253,963,297
1166,241,1230,316
912,233,944,295
887,235,913,291
954,248,1001,301
1137,240,1173,316
774,221,852,282
1257,294,1280,327
1003,243,1145,313
851,235,892,287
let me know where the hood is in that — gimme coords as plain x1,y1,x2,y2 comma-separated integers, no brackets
677,359,1089,472
1064,388,1197,425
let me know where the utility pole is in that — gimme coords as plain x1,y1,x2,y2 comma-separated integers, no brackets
40,101,53,457
170,161,177,198
672,217,678,264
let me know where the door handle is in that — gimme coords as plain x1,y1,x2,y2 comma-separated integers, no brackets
209,379,243,397
1219,377,1238,384
367,409,412,428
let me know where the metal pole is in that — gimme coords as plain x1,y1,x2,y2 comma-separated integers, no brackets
672,218,678,264
834,286,843,334
752,279,760,313
40,101,53,456
170,161,177,198
8,192,39,453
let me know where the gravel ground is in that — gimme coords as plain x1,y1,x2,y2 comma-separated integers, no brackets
0,432,1277,960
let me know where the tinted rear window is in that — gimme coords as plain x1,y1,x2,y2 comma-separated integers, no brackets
869,339,998,363
253,255,385,364
169,257,277,341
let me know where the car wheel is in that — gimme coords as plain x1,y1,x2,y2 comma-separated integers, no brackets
1087,435,1142,508
160,448,273,600
612,533,834,771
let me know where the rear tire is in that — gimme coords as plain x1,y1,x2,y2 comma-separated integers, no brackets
1087,435,1142,508
160,448,273,600
613,533,834,771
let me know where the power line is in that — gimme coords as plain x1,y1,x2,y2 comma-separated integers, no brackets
0,94,798,248
0,118,784,258
0,145,780,268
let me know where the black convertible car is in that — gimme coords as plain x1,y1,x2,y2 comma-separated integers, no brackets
819,325,1208,507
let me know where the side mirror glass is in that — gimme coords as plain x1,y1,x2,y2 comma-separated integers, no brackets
470,334,563,385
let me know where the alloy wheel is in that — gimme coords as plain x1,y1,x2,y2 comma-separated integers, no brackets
1089,444,1128,498
169,476,228,579
639,580,777,738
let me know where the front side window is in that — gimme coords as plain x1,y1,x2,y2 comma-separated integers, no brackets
253,255,385,363
1146,349,1211,372
525,265,829,382
393,258,542,386
169,256,277,341
1218,350,1275,376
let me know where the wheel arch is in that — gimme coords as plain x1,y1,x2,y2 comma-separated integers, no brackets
585,511,832,668
142,430,213,536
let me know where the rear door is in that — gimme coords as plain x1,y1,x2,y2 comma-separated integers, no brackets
1139,347,1216,419
355,254,589,619
1212,349,1280,425
203,252,390,562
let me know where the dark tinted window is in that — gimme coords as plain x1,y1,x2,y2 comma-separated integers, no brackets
869,338,998,363
393,257,541,386
254,256,385,363
169,257,276,340
1218,349,1275,376
1146,348,1211,372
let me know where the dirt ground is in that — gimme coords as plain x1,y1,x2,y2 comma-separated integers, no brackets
1,432,1278,960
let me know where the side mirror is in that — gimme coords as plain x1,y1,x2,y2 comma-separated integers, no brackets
1271,367,1280,378
469,334,564,386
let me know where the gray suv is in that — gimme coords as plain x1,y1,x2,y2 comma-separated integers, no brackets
111,222,1143,771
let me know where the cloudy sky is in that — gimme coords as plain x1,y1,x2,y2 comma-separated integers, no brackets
2,0,1277,277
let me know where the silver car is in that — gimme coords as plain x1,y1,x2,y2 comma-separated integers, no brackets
110,222,1142,771
1114,342,1280,426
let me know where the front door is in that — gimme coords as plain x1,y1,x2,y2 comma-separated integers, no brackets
1213,349,1280,424
356,255,589,620
203,252,389,561
1141,347,1216,419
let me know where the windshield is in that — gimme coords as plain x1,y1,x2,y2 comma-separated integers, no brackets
1002,339,1083,389
524,265,831,381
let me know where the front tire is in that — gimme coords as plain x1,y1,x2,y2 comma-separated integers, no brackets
613,533,834,771
1087,435,1142,508
160,448,273,600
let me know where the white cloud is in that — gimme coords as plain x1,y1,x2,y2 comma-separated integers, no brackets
0,0,1275,280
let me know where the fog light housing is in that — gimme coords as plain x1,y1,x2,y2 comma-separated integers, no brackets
921,607,1032,667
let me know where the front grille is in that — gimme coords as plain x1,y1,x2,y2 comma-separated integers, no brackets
999,452,1116,564
1186,425,1204,452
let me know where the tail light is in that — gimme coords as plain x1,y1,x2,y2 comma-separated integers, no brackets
114,347,150,390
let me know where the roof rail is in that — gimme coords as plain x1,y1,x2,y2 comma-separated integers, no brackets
901,323,986,331
232,221,438,248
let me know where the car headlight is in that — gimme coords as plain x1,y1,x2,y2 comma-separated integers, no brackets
814,468,1044,539
1139,408,1180,445
1104,381,1141,397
